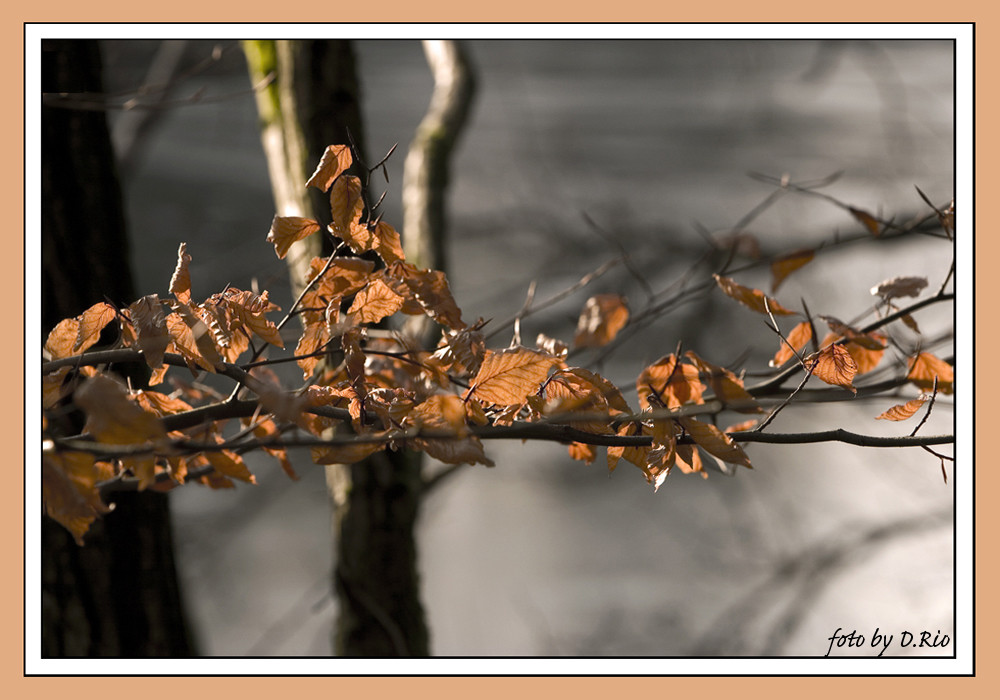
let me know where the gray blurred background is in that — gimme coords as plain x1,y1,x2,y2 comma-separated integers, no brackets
99,38,955,656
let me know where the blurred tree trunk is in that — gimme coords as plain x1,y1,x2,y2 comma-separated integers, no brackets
243,39,429,656
41,39,195,657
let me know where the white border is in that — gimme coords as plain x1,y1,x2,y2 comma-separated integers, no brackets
26,23,973,677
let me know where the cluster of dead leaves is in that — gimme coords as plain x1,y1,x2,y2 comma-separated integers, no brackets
41,144,955,544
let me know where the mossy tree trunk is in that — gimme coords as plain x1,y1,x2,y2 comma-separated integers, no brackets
243,39,429,656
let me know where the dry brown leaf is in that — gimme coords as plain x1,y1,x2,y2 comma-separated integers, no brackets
467,346,562,406
685,350,761,413
169,242,193,303
267,216,322,260
544,370,617,435
340,220,406,265
713,274,796,315
342,327,366,384
674,444,706,478
846,333,887,375
906,352,954,395
129,295,170,369
329,175,364,236
876,396,929,421
412,435,495,467
606,423,652,477
74,302,117,353
133,390,194,417
43,450,112,545
850,207,881,236
409,394,469,435
306,145,353,192
45,318,81,361
770,248,815,293
406,395,495,467
870,276,928,301
384,262,465,330
205,445,256,484
807,344,858,394
647,419,678,491
637,354,704,410
435,326,486,374
311,440,385,465
348,277,405,325
166,305,222,371
75,374,168,445
295,321,330,380
769,321,813,368
303,256,376,307
573,294,630,348
226,290,284,348
678,416,753,469
567,441,597,465
535,333,569,359
43,366,72,409
818,316,887,351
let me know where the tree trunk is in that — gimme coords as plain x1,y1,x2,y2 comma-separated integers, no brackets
243,39,429,656
41,39,195,657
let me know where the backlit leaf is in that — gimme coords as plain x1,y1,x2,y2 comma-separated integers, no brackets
435,326,486,374
573,294,629,348
306,144,353,192
674,444,706,478
342,327,366,384
384,262,465,331
74,302,117,352
340,219,405,265
205,445,256,484
536,333,569,359
45,318,81,361
329,175,364,236
407,396,495,466
311,440,385,465
906,352,954,395
267,215,322,260
607,422,652,477
42,450,112,545
770,248,814,293
685,350,760,413
348,277,405,325
467,346,561,406
637,354,704,410
43,366,72,409
876,396,929,421
169,242,193,303
304,256,376,306
807,344,858,394
166,305,222,371
249,418,298,480
678,416,753,469
133,390,194,417
845,333,887,375
713,274,795,315
567,442,597,465
769,321,813,367
129,295,170,369
75,375,168,447
295,321,330,380
226,289,284,348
